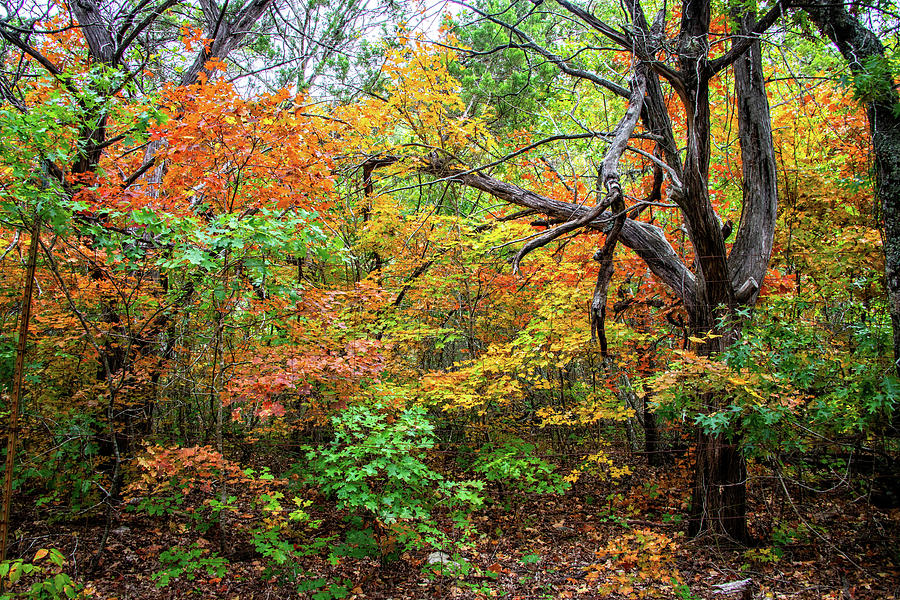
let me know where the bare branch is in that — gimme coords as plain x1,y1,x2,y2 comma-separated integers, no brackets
553,0,631,48
509,68,647,273
452,0,631,98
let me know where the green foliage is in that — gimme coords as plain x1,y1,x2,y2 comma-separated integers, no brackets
247,491,329,587
0,549,81,599
841,54,900,107
0,92,76,210
740,522,816,567
130,484,180,511
328,523,381,562
449,0,564,130
728,300,898,438
671,578,701,600
302,401,483,554
650,299,898,456
596,492,631,528
151,543,228,588
297,576,352,600
469,438,570,496
421,552,473,580
18,413,104,516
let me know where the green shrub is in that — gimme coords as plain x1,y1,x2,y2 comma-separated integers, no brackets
302,402,483,556
0,548,82,599
151,543,228,587
470,438,570,495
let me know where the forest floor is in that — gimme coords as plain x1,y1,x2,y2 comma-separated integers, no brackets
10,450,900,599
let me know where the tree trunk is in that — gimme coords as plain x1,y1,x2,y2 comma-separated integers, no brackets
0,217,40,563
643,404,661,466
688,431,748,540
730,12,778,306
803,1,900,430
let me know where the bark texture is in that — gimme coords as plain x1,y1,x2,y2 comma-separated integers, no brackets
729,12,778,306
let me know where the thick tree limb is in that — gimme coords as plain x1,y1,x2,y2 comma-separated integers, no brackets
707,0,789,75
69,0,116,64
553,0,631,48
622,0,684,181
359,150,697,309
417,161,697,309
0,24,64,78
180,0,275,86
114,0,183,64
591,194,626,355
728,11,778,306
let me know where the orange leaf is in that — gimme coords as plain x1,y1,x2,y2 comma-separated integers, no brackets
34,549,48,561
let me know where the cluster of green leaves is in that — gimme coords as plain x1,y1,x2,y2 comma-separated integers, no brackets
649,299,898,456
0,549,81,600
302,401,484,554
152,543,228,588
726,300,898,439
468,438,570,496
247,491,331,588
842,54,900,110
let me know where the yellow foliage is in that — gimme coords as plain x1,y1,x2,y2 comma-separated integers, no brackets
585,529,684,598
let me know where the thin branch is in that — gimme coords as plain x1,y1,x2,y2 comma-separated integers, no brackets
451,0,630,98
510,69,647,273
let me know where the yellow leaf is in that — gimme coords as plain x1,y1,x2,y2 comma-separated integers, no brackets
688,336,705,344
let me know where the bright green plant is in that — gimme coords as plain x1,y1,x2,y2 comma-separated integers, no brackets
151,543,228,588
130,484,188,518
425,556,473,578
649,300,898,458
248,491,329,588
302,402,483,556
671,578,702,600
297,577,352,600
0,548,82,599
469,438,570,497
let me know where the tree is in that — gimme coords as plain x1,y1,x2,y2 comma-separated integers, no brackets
360,0,789,541
0,0,279,386
801,0,900,423
0,0,355,562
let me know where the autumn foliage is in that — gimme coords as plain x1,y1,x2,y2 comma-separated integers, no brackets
0,4,897,599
